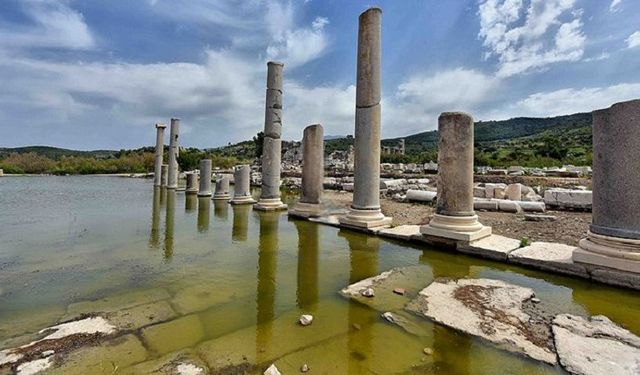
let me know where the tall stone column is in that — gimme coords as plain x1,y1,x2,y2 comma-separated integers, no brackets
420,112,491,242
153,123,166,187
198,159,212,197
255,62,288,211
574,99,640,274
290,124,325,218
339,7,392,229
185,172,198,195
213,174,231,200
160,164,169,187
167,118,180,189
230,165,256,205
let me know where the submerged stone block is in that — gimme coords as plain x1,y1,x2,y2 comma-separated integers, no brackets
65,288,171,319
141,315,205,355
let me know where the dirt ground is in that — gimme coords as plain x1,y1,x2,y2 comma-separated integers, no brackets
324,190,591,246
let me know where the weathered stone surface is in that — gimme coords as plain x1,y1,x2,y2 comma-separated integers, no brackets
553,314,640,375
106,300,177,331
457,234,521,261
141,315,205,355
474,199,498,211
377,225,420,241
524,214,557,222
167,118,180,189
340,266,431,312
406,279,556,364
170,284,238,315
509,242,588,277
544,189,592,210
197,159,212,197
122,349,207,375
506,183,522,201
153,123,166,187
65,288,171,319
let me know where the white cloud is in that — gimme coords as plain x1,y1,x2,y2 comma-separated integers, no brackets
609,0,623,12
0,0,94,51
626,31,640,49
266,16,330,68
478,0,586,77
490,83,640,119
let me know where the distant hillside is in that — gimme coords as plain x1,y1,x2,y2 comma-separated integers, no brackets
0,146,117,160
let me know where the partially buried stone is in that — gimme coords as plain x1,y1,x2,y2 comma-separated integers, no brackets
300,363,310,373
382,312,396,324
361,287,375,297
264,364,281,375
393,288,406,295
298,314,313,326
423,347,433,356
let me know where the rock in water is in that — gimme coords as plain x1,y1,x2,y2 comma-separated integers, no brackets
405,278,557,364
300,363,310,372
393,288,406,295
298,314,313,326
361,288,375,297
264,364,281,375
553,314,640,375
381,312,397,324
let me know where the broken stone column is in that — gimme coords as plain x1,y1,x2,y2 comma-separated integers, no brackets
153,123,166,187
213,174,231,200
255,62,288,211
185,172,198,195
290,124,325,218
198,159,212,197
574,99,640,274
339,7,392,229
160,164,168,187
230,165,256,205
167,118,180,189
420,112,491,242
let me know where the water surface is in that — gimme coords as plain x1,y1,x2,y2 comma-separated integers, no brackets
0,177,638,374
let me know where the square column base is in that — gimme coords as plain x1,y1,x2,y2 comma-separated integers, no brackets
420,225,492,242
254,198,288,211
212,194,231,201
229,197,256,205
338,207,392,229
289,202,325,219
573,231,640,274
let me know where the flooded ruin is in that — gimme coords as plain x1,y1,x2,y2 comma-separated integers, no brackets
1,176,638,374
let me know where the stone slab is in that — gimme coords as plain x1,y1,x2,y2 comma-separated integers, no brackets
406,278,556,364
553,314,640,375
170,284,239,315
309,214,341,227
121,349,207,375
457,234,522,261
420,225,492,242
338,215,392,230
65,288,171,319
377,225,421,241
106,300,177,331
573,247,640,274
589,267,640,291
141,315,205,355
509,242,588,277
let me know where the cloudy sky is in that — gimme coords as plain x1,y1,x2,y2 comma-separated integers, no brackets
1,0,639,150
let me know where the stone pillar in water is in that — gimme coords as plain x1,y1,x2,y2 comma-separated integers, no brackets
213,174,231,200
167,118,180,189
255,62,288,211
339,8,392,229
198,159,212,197
574,99,640,274
153,123,166,187
185,172,198,195
420,112,491,243
160,164,168,187
230,165,256,205
290,124,325,218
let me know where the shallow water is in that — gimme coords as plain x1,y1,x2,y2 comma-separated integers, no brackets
0,176,638,374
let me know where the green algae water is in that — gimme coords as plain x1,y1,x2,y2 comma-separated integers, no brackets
1,176,639,374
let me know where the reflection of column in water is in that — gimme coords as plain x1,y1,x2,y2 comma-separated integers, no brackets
213,199,229,221
294,220,319,310
343,229,378,373
159,186,167,207
255,211,280,364
197,197,210,233
149,187,162,249
164,189,176,260
339,230,380,284
231,204,250,242
185,194,197,212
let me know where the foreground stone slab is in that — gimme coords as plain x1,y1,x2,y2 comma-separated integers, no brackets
553,314,640,375
196,300,348,373
170,284,239,315
106,300,177,331
141,315,205,356
509,242,588,277
457,234,521,261
406,278,556,364
340,266,431,312
65,288,171,319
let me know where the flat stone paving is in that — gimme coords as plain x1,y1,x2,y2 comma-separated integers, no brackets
509,242,588,277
